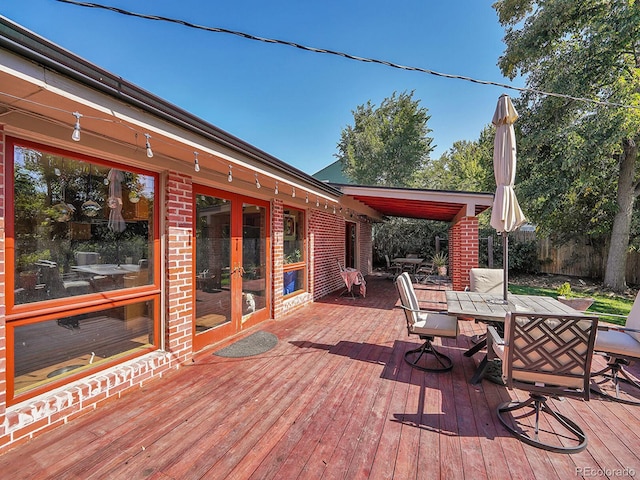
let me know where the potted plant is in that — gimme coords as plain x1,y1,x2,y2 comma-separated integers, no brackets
285,248,301,264
556,282,594,311
432,252,448,276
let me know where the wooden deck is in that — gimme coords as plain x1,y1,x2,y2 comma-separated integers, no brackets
1,275,640,479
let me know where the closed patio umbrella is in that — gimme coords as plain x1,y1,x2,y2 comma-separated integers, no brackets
490,94,526,302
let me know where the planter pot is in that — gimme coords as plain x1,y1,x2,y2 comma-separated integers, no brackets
557,296,594,312
437,266,447,276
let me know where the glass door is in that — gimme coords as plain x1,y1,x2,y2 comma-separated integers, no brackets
193,187,270,351
241,203,269,327
194,192,234,350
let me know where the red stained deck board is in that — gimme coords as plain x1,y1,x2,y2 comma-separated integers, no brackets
1,275,640,479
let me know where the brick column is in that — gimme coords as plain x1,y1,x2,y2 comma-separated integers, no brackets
165,171,193,362
272,198,284,319
449,216,479,291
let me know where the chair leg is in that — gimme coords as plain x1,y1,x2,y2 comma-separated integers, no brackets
591,357,640,406
404,337,453,372
464,337,487,357
497,393,588,454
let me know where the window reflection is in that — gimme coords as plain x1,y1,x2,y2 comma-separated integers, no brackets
283,209,304,264
243,204,267,316
283,208,305,296
195,195,231,332
13,145,155,305
13,301,154,394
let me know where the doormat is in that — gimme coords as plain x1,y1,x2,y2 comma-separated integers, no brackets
213,331,278,358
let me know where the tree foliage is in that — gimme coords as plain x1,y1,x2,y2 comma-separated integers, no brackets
336,91,434,187
494,0,640,291
417,125,495,192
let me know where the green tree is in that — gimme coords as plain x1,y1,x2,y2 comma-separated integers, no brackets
336,91,434,187
495,0,640,291
417,125,495,192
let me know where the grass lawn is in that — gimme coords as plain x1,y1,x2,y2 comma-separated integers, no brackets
509,283,632,326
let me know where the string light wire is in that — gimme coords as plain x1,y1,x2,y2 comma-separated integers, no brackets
55,0,639,111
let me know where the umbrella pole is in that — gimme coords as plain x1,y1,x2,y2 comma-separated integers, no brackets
503,233,509,301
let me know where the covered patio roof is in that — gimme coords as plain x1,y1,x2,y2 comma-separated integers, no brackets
337,184,494,222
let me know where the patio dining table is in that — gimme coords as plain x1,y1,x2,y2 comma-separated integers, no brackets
71,263,141,290
446,290,586,384
392,257,423,274
71,263,141,277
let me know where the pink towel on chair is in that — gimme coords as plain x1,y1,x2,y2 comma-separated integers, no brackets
341,268,366,297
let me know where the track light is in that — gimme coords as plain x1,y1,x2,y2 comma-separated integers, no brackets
316,197,319,207
333,205,336,214
255,173,261,189
228,165,233,182
72,111,82,142
325,200,328,209
292,186,296,198
274,181,279,195
305,193,309,204
144,134,153,158
194,152,200,172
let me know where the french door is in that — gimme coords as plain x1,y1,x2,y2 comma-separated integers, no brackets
193,186,270,351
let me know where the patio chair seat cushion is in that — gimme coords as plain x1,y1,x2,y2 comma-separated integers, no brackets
63,279,90,288
511,369,585,390
413,312,458,338
596,329,640,359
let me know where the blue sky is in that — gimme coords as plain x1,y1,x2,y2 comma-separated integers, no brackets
2,0,524,174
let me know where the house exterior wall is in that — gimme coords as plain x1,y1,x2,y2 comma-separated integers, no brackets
0,166,202,452
0,143,369,451
0,21,415,452
0,127,6,434
449,216,479,291
310,210,346,300
359,221,373,276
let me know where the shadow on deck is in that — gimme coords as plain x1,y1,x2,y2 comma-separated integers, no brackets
0,275,639,479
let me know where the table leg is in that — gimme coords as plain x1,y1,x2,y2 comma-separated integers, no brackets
470,355,489,385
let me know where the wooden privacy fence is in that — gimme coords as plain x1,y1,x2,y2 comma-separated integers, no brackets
504,230,640,285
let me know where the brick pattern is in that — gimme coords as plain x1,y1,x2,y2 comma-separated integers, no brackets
272,199,285,319
164,172,194,363
449,216,479,291
359,222,373,275
0,352,177,454
310,210,347,300
0,126,6,439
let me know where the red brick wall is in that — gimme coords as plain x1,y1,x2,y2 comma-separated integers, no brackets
164,171,194,362
359,221,373,275
272,198,285,318
0,126,6,443
310,210,346,299
449,216,479,291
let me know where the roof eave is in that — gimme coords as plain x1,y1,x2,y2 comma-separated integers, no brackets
0,16,340,198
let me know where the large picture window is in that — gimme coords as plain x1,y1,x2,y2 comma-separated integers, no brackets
283,208,305,296
12,143,155,304
6,138,159,404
